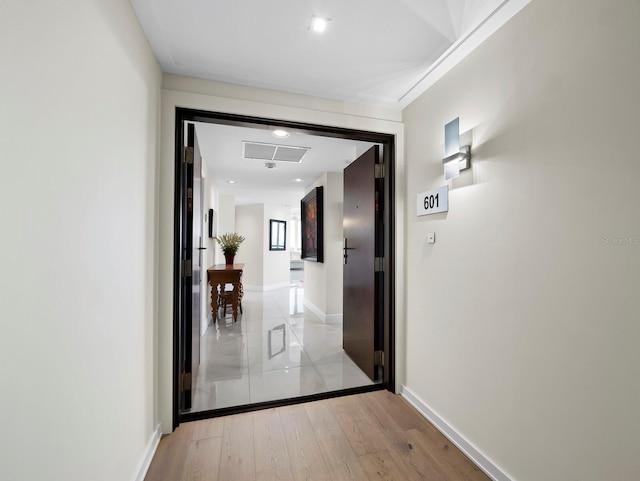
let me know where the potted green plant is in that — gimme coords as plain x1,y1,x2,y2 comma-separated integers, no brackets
214,232,245,265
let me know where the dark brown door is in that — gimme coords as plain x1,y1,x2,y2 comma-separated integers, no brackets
343,146,382,381
179,123,203,410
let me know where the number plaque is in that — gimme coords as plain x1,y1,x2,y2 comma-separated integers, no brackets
417,185,448,216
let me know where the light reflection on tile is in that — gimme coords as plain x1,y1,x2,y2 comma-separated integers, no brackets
188,277,375,412
192,376,251,411
247,344,312,374
315,359,374,391
249,367,326,404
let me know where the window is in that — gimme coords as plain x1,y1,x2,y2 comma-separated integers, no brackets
269,219,286,251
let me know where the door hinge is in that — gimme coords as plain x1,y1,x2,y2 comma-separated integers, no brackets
182,259,192,277
182,372,192,390
187,187,193,212
375,163,384,179
183,146,194,164
374,350,384,367
374,257,384,272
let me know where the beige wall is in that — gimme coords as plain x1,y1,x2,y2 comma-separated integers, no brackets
402,1,640,480
0,1,162,480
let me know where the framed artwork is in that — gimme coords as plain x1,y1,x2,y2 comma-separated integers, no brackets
208,208,216,238
300,186,324,262
269,219,287,251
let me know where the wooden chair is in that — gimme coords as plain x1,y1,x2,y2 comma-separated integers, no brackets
219,284,243,319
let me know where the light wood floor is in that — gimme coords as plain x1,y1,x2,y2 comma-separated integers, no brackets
145,391,489,481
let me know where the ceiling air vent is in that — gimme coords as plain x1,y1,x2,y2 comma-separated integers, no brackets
242,141,309,163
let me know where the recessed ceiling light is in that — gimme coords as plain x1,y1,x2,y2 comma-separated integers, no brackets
292,178,304,183
310,16,329,33
272,129,290,138
227,180,236,184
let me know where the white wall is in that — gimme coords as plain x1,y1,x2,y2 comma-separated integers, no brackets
235,204,264,287
303,173,344,321
263,204,292,289
304,172,344,322
402,1,640,480
303,175,328,315
0,2,161,481
324,173,344,316
216,193,236,263
200,165,218,333
235,204,291,290
159,74,405,431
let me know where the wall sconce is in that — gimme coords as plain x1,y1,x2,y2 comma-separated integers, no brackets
442,117,471,180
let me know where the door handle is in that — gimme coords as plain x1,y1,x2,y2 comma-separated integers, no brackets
343,238,355,264
197,247,207,250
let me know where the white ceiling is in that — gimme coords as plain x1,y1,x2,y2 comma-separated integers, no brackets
132,0,530,206
194,122,375,207
131,0,530,109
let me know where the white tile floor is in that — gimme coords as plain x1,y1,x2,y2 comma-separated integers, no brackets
189,278,375,412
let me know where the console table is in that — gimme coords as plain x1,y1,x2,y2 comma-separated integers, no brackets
207,264,244,322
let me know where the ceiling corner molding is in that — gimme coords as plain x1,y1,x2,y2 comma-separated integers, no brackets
130,0,178,68
396,0,533,110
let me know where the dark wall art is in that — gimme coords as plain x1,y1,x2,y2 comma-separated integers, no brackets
208,208,216,238
301,186,324,262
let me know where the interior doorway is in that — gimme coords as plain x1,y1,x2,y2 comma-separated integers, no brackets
173,108,395,426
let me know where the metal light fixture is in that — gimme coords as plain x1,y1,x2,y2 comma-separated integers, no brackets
271,129,290,139
442,117,471,180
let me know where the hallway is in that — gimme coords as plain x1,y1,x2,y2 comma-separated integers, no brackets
189,279,374,412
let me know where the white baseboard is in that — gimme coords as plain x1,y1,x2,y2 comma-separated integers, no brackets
133,423,162,481
303,299,342,324
324,313,343,324
244,282,291,292
400,385,513,481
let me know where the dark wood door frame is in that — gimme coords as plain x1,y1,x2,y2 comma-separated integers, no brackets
177,123,203,412
172,107,396,428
